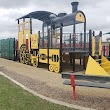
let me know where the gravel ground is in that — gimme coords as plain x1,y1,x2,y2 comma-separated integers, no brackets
0,58,110,110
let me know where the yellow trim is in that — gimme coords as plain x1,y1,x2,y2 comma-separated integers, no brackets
49,49,60,65
18,23,24,50
31,34,38,49
18,32,24,50
23,21,30,51
49,49,60,73
24,21,30,24
99,37,102,56
75,12,85,22
18,20,31,51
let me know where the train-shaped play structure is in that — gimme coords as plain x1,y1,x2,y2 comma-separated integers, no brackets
15,2,110,77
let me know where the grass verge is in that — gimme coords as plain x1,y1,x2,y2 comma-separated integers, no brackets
0,75,76,110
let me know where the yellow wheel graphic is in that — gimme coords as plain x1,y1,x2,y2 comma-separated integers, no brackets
33,60,38,68
19,44,30,65
20,58,24,64
25,61,28,65
49,65,54,72
54,65,59,73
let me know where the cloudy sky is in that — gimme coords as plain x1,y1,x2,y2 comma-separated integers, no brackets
0,0,110,41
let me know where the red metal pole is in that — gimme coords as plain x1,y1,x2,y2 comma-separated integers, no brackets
70,75,76,100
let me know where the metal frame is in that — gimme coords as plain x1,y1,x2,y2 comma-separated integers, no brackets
103,45,106,56
83,21,87,69
30,14,32,51
72,19,76,71
47,29,50,70
62,73,110,89
42,23,45,48
13,38,16,61
60,24,63,73
109,44,110,58
38,31,40,67
99,31,102,59
89,30,92,56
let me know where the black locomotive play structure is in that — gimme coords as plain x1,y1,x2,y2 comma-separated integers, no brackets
16,2,92,73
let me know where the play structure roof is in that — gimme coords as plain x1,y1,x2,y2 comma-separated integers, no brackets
17,11,57,25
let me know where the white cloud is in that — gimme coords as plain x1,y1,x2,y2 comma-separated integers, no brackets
0,0,110,41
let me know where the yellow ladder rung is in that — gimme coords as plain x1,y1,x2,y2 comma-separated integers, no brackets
108,72,110,74
95,59,103,62
100,62,108,65
103,66,110,69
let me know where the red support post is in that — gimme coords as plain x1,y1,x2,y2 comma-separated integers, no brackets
70,75,76,100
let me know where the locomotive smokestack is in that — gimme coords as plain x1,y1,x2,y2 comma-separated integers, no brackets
71,2,79,13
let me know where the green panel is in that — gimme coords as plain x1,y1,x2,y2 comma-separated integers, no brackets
3,51,6,59
6,51,10,59
5,51,7,59
1,39,5,59
1,39,5,51
9,38,15,51
1,51,4,58
2,39,5,51
0,38,15,60
9,38,15,60
9,51,15,60
6,39,10,51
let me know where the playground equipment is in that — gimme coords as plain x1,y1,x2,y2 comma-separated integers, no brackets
16,2,110,77
17,3,87,72
17,2,87,73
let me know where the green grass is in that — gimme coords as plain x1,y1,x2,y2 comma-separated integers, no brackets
0,75,75,110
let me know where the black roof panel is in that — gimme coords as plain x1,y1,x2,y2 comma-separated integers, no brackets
17,11,57,25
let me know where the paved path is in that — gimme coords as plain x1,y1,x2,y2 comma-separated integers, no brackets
0,58,110,110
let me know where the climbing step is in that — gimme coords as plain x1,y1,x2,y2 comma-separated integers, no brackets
100,62,108,65
95,59,102,62
63,80,110,89
86,56,110,76
103,66,110,69
108,72,110,75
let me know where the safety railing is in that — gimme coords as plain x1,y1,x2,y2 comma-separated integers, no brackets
38,30,90,53
39,32,48,48
62,33,89,52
